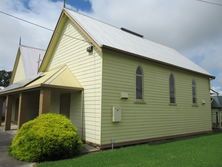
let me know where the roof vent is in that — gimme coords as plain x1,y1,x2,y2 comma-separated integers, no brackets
121,28,143,38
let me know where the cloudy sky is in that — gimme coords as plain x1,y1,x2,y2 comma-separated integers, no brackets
0,0,222,92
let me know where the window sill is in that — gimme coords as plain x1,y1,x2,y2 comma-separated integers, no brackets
169,103,177,106
134,99,146,104
192,104,199,107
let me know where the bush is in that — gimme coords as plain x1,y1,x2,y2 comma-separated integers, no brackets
9,113,82,162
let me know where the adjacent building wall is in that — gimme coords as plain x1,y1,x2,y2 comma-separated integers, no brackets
46,18,102,145
101,49,212,145
212,108,222,128
12,55,26,83
70,91,83,137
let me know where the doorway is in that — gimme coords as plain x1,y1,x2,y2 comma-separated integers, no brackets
60,93,71,118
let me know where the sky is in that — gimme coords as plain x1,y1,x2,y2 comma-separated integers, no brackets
0,0,222,93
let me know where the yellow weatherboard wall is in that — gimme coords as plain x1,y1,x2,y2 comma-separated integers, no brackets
12,54,25,83
101,49,211,145
38,10,212,147
46,18,102,145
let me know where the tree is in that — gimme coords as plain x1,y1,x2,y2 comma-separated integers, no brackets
0,70,12,87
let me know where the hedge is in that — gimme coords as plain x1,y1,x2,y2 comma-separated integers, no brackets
10,113,82,162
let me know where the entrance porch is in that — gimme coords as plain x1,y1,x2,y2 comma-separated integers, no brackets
0,66,83,132
0,87,82,131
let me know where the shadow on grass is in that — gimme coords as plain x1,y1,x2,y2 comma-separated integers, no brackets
107,130,222,150
38,130,222,164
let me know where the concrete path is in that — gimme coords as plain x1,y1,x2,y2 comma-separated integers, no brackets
0,128,33,167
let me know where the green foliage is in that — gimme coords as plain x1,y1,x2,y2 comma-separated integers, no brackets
10,113,82,162
0,70,12,87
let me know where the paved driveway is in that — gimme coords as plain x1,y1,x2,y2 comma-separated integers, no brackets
0,128,33,167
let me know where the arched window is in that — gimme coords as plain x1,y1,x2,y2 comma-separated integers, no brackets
192,80,197,104
169,74,176,103
136,66,143,99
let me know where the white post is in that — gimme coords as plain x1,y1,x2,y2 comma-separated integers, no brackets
220,111,222,129
0,98,3,126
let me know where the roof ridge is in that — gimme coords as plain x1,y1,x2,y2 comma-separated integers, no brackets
64,8,212,78
65,8,121,32
64,8,176,51
20,44,46,51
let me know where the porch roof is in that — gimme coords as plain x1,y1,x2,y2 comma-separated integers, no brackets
212,96,222,109
0,66,83,95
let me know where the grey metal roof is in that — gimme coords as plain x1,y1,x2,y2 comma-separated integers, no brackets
20,45,45,79
65,9,212,77
212,96,222,109
0,75,41,94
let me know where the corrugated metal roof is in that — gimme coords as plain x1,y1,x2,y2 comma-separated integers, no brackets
0,75,41,94
0,66,82,95
212,96,222,109
20,45,45,79
65,9,211,77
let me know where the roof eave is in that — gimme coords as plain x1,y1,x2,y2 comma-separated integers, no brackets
101,44,215,79
0,83,83,96
39,9,103,72
63,9,102,49
38,10,65,72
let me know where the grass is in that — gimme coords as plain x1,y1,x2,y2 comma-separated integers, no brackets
38,133,222,167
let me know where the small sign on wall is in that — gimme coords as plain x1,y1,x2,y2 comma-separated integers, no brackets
112,106,121,122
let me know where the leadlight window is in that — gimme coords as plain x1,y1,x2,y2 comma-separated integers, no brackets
136,66,143,99
169,74,176,103
192,80,197,104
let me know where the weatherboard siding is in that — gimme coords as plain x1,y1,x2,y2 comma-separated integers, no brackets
70,92,83,137
47,19,102,144
101,49,211,145
13,55,25,83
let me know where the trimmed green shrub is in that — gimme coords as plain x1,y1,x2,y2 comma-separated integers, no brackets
9,113,82,162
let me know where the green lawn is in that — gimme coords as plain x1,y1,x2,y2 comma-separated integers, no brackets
38,133,222,167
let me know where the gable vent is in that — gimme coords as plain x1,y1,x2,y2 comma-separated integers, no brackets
120,27,143,38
